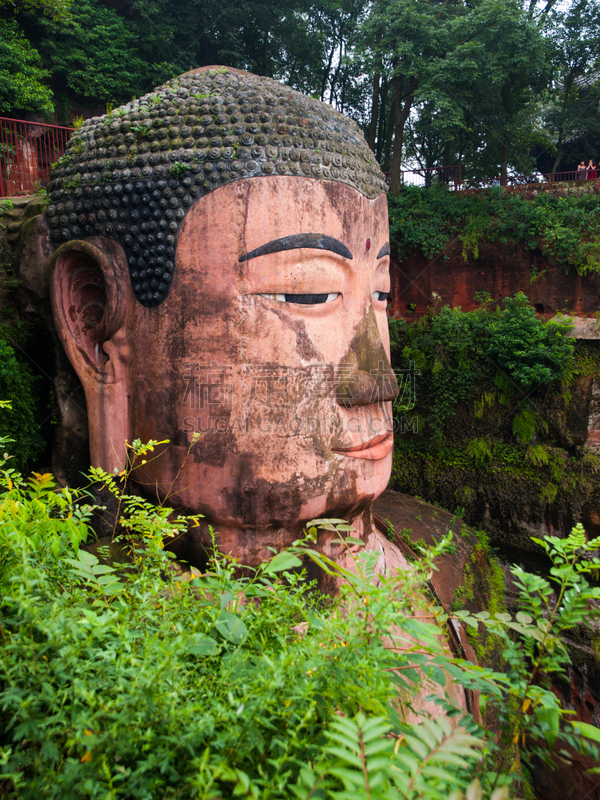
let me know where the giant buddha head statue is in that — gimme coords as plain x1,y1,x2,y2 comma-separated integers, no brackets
47,66,397,565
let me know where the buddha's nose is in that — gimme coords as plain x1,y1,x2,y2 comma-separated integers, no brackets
335,307,399,407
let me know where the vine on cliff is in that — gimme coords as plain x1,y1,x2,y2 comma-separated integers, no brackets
0,323,46,470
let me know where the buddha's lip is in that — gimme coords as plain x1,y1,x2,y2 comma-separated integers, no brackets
331,432,393,460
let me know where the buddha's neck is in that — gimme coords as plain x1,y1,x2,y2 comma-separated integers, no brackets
168,506,377,582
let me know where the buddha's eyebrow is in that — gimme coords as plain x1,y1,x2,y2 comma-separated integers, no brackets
377,243,390,259
239,233,353,262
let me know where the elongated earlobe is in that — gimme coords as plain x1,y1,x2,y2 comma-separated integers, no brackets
50,239,131,473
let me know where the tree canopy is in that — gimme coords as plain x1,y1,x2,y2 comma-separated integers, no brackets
1,0,600,190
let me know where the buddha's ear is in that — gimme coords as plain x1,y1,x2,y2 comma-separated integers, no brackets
50,240,131,473
49,240,126,382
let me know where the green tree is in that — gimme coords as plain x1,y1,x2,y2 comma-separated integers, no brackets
536,0,600,174
360,0,549,192
362,0,464,193
0,0,72,21
24,0,166,108
487,292,574,390
0,18,53,115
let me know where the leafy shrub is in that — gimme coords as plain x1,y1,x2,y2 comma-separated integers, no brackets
1,435,600,799
387,295,582,522
486,293,574,390
393,294,574,439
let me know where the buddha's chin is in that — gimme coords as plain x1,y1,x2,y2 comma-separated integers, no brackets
153,453,391,523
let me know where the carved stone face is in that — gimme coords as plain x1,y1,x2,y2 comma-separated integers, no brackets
51,176,396,562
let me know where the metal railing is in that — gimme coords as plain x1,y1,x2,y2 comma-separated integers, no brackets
0,117,74,198
398,164,462,190
393,166,598,192
461,170,581,189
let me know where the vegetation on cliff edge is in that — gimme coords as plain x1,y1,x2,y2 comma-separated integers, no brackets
389,185,600,275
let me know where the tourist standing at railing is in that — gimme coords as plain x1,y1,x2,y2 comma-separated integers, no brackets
578,161,588,180
588,159,597,180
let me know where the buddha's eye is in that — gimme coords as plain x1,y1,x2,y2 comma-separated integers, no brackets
259,293,340,305
373,291,389,302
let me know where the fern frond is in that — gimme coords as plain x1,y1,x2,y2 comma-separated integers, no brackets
391,718,483,799
327,713,394,797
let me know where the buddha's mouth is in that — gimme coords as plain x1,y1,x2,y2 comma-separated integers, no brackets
331,432,393,460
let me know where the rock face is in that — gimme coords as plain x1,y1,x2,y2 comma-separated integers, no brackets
375,489,600,800
587,379,600,453
387,231,600,540
388,239,600,319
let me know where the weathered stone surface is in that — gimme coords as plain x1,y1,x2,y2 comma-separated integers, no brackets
50,177,397,565
374,488,477,610
388,240,600,319
14,214,54,299
0,196,91,486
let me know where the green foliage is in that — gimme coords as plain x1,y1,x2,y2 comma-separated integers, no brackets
535,0,600,173
452,530,506,667
384,517,395,541
168,161,191,178
26,0,166,106
0,325,45,471
0,0,72,20
486,294,574,390
0,19,53,115
0,0,594,182
387,296,594,534
455,523,600,783
511,409,538,445
0,449,487,798
389,185,600,275
393,294,573,440
2,430,600,797
390,435,600,547
295,712,490,800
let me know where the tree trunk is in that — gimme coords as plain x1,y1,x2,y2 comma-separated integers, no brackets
368,71,381,152
499,79,513,186
382,95,394,172
500,136,509,186
321,41,336,101
389,73,403,192
260,31,269,76
329,29,345,105
376,79,389,164
367,33,382,152
389,73,419,195
552,78,572,175
551,134,563,175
